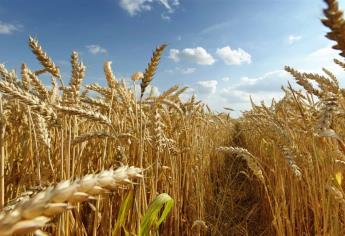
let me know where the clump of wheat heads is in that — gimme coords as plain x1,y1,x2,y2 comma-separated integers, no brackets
0,35,234,236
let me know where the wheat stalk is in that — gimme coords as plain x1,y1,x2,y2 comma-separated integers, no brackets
217,146,265,184
72,131,133,145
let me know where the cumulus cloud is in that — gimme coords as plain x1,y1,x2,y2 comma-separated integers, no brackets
186,70,294,117
169,47,215,65
289,45,344,81
119,0,179,16
236,70,292,92
196,80,218,95
216,46,251,65
185,45,345,117
133,83,160,98
220,88,251,103
169,49,180,62
222,71,285,100
119,0,151,15
308,46,337,59
86,45,107,54
0,21,20,34
147,85,160,96
288,35,302,44
183,47,215,65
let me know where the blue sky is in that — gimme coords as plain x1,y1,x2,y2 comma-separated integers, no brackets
1,0,345,116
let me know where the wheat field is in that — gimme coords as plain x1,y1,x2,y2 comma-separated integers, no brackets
1,0,345,235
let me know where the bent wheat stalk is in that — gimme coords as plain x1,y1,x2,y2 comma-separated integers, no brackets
0,165,143,236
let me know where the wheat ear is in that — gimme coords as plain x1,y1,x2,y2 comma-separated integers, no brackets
140,44,167,98
28,37,60,78
0,80,57,122
322,0,345,57
70,51,86,97
0,166,142,236
104,61,117,89
53,104,112,126
0,64,16,83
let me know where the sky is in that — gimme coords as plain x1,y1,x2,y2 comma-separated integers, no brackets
1,0,345,116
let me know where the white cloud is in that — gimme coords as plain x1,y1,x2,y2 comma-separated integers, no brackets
178,87,195,101
216,46,251,65
289,45,344,81
218,70,291,105
166,67,196,74
235,70,292,92
186,70,294,117
161,13,171,20
0,21,19,34
308,46,337,59
148,85,160,96
200,21,231,35
169,49,180,62
288,35,302,44
182,45,345,117
220,88,251,103
183,47,215,65
169,47,215,65
196,80,218,95
119,0,179,16
86,45,107,54
133,83,160,98
119,0,151,16
179,67,196,74
158,0,171,10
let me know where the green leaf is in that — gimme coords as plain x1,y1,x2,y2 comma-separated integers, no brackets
112,191,134,236
139,193,174,236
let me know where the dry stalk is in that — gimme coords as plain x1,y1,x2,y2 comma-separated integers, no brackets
72,131,133,145
217,146,265,184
